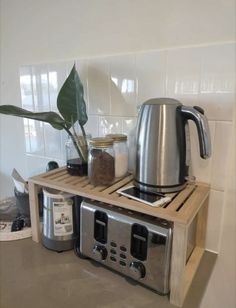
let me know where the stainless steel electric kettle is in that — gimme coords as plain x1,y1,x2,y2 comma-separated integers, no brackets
134,98,211,193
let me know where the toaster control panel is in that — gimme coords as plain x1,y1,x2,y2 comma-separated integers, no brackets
80,200,172,295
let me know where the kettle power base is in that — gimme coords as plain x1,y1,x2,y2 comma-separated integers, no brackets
133,179,187,194
28,167,210,307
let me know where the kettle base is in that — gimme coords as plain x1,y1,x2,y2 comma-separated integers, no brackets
134,180,187,194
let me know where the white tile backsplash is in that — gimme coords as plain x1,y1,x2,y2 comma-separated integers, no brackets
32,65,51,112
19,66,35,111
136,50,167,104
122,117,137,173
23,118,31,153
43,123,62,159
47,62,67,92
190,120,215,184
166,47,201,105
109,54,137,116
98,116,123,136
87,58,110,115
199,43,235,121
60,130,68,161
122,117,137,135
205,189,225,253
47,62,70,112
19,42,235,253
26,155,65,178
84,115,99,138
28,120,45,156
210,121,233,191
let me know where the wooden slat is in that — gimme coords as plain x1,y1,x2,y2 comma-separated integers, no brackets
29,169,209,224
40,167,67,178
101,174,133,194
47,169,68,180
165,184,196,212
73,179,90,188
180,185,210,225
64,176,88,185
83,191,178,221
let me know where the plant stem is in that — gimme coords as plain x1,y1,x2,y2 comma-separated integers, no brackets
80,124,87,143
64,126,87,163
80,123,88,149
71,124,88,162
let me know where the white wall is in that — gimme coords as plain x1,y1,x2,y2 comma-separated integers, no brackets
1,0,235,62
0,1,235,307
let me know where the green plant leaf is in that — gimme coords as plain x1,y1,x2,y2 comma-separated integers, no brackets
57,64,88,127
0,105,66,130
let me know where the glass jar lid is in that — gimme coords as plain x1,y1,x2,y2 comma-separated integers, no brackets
89,137,114,147
106,134,127,142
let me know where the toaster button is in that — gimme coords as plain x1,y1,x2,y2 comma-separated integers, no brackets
110,249,116,255
110,241,117,247
120,246,127,252
120,253,126,259
110,256,116,262
119,260,126,266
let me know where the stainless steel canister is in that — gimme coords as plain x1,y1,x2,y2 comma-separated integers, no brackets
42,188,78,251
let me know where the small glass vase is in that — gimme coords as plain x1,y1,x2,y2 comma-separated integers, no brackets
65,135,91,176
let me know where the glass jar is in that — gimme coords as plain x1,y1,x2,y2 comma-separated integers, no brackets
106,134,128,178
88,137,115,186
65,134,91,176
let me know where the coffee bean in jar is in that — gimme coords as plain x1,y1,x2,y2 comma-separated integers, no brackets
88,137,115,186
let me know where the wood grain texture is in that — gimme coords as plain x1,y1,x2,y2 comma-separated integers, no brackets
195,197,209,248
28,182,41,243
183,246,205,300
170,223,188,306
29,167,210,224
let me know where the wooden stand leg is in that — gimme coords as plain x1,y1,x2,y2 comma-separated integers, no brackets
170,223,188,307
28,182,41,242
196,196,209,248
170,197,209,307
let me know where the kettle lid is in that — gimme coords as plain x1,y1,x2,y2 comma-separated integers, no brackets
143,98,182,106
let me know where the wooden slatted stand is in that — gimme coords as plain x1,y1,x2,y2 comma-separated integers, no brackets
28,167,210,307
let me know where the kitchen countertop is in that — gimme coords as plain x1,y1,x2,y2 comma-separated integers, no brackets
0,239,217,308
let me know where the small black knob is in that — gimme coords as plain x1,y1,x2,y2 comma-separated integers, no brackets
193,106,204,115
129,261,146,280
92,244,107,261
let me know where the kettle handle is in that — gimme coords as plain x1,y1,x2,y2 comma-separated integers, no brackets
180,106,211,159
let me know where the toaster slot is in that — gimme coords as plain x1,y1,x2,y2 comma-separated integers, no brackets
131,224,148,261
94,211,108,244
